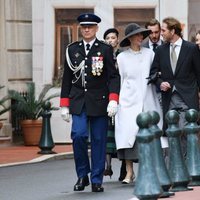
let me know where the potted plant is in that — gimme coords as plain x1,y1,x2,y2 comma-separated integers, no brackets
0,85,11,130
9,82,59,145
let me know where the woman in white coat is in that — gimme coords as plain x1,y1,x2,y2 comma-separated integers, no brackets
115,23,163,184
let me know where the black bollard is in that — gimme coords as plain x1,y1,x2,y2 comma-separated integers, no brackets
184,109,200,186
165,110,191,192
134,112,163,200
148,111,174,198
38,101,56,154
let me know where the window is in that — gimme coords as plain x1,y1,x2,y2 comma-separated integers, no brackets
54,9,93,82
114,8,155,43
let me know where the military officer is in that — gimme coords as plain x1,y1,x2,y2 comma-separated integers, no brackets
60,13,120,192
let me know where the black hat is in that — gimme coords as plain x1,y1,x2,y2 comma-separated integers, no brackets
103,28,119,39
120,23,151,47
77,13,101,25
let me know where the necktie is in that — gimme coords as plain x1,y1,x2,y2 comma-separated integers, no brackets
170,44,177,74
152,43,158,52
86,43,90,51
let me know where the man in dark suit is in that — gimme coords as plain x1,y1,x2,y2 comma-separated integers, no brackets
60,13,120,192
143,19,163,110
150,17,200,155
143,18,163,52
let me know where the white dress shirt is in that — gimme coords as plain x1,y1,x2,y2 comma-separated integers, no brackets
83,38,96,54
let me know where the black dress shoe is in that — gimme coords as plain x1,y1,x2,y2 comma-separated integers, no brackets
74,176,89,191
91,183,104,192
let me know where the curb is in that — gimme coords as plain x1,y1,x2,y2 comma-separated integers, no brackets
0,151,74,168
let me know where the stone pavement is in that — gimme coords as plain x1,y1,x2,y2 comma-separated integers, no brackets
0,143,200,199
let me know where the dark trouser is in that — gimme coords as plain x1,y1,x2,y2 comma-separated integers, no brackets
71,110,108,184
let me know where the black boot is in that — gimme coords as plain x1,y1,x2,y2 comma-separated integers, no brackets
91,183,104,192
118,160,127,181
104,154,113,178
74,176,89,191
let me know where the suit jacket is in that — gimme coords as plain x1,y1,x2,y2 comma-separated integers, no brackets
150,40,200,118
142,39,164,49
142,40,150,48
60,38,120,116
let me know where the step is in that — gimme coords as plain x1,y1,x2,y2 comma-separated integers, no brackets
0,136,12,146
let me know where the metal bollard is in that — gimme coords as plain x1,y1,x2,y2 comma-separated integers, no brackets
165,110,191,192
184,109,200,186
38,101,56,154
148,111,174,198
134,112,163,200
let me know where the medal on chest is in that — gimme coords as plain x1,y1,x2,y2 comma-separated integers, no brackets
91,56,104,76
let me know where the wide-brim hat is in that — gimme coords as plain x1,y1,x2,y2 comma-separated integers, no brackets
77,13,101,25
120,23,151,47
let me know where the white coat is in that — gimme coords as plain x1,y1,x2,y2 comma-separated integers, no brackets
115,47,165,150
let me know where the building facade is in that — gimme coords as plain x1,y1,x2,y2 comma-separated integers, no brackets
0,0,200,142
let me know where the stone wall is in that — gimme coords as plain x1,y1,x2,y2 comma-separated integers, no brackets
5,0,32,91
0,0,32,138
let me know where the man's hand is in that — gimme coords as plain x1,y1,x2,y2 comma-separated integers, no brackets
107,100,118,117
61,107,70,122
160,82,171,92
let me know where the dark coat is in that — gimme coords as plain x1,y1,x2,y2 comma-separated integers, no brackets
142,39,164,49
60,38,120,116
150,40,200,119
142,40,150,48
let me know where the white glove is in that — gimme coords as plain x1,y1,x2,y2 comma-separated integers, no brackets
61,107,70,122
107,100,118,117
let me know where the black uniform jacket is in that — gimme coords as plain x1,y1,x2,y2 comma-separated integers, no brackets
150,40,200,119
60,39,120,116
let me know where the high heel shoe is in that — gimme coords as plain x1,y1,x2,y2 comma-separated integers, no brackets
122,177,133,184
103,167,113,178
122,173,135,184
